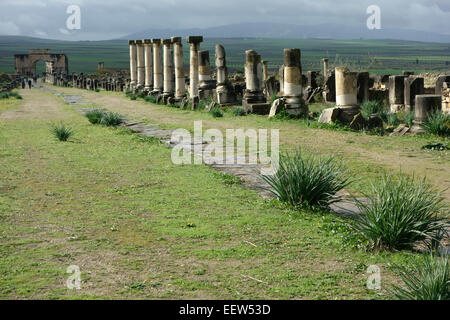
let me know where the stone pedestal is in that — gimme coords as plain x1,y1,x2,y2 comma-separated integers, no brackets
214,44,236,106
129,40,137,89
143,39,153,91
411,94,442,134
151,39,163,94
243,50,269,114
389,75,406,112
283,48,307,116
162,38,174,99
135,40,145,89
98,62,104,70
171,37,185,101
404,76,424,112
198,50,215,99
335,66,359,121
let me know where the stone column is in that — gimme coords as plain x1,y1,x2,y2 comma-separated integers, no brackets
322,58,329,81
262,60,269,81
186,36,203,105
243,50,269,114
215,44,235,105
162,38,174,98
198,50,211,90
389,75,406,112
411,95,442,134
171,37,185,101
283,48,306,116
98,62,104,70
151,39,163,94
143,39,153,91
135,40,145,89
129,40,137,89
404,76,424,112
335,66,358,106
357,72,370,104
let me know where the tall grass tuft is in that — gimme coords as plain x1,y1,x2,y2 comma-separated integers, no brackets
100,112,124,126
85,109,105,124
262,150,351,208
232,107,247,116
391,254,449,300
422,110,450,137
51,123,74,142
361,100,384,119
209,106,223,118
354,175,449,250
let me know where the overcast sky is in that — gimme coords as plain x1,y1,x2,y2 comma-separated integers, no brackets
0,0,449,40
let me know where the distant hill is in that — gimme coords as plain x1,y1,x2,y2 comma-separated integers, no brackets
123,22,450,43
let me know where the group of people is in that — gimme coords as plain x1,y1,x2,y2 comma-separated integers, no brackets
21,75,39,90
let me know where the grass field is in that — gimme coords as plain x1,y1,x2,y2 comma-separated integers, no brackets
0,85,448,299
1,36,450,75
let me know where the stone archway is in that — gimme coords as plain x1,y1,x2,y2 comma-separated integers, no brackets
14,49,68,77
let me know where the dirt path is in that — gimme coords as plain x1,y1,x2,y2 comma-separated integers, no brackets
0,87,69,120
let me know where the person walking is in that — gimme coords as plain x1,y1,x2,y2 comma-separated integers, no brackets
21,80,26,89
28,79,32,89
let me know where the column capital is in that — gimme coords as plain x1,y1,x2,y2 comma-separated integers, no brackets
171,36,182,44
135,40,143,45
162,38,172,45
143,39,152,44
128,40,136,45
151,38,161,44
186,36,203,44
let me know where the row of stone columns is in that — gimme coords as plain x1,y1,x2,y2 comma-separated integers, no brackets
129,36,205,105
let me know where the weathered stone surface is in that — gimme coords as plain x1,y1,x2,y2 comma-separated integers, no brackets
389,124,410,136
348,113,365,131
404,76,424,112
318,107,340,124
268,98,282,118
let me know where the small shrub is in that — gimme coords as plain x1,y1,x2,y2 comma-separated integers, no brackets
380,112,400,126
51,123,74,142
100,112,124,127
361,100,384,119
144,95,157,104
198,97,213,110
262,150,351,208
391,254,449,300
130,95,137,101
209,106,223,118
85,109,105,124
353,175,449,250
422,110,450,137
94,88,100,92
401,111,415,127
232,107,246,116
422,142,449,151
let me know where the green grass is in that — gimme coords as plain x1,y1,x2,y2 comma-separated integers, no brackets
391,254,449,300
422,110,450,137
50,123,74,142
262,150,351,209
0,90,426,299
353,175,449,251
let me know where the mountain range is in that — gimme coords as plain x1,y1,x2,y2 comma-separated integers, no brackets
123,22,450,43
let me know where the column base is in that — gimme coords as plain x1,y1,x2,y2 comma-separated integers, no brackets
410,120,426,135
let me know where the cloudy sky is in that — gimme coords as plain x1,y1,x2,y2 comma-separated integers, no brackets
0,0,449,40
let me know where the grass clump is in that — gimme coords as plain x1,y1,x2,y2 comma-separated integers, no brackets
422,110,450,137
262,150,351,208
354,175,449,251
391,254,449,300
51,123,74,142
0,91,22,100
232,107,246,116
85,109,105,124
360,100,384,119
209,106,223,118
100,112,124,127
